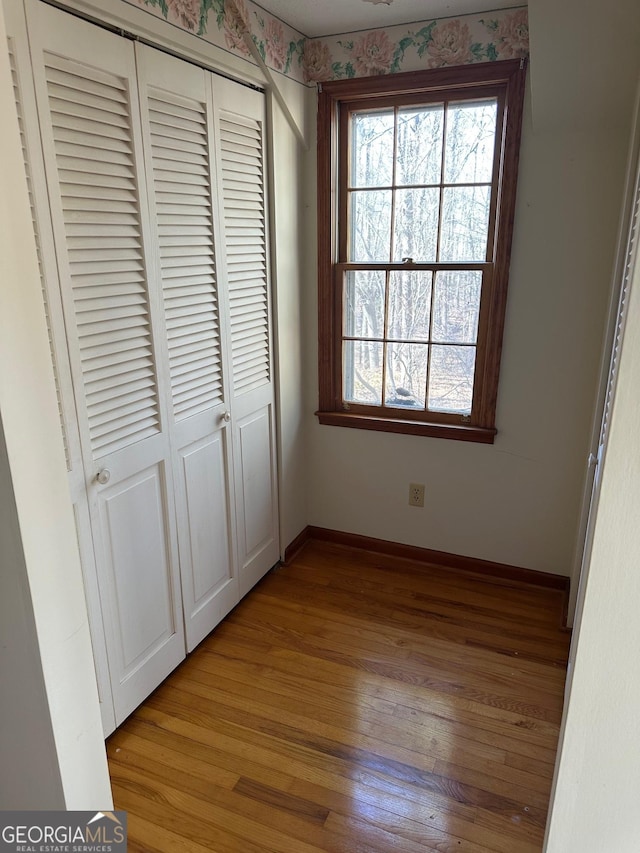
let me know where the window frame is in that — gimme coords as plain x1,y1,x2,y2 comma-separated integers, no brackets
316,60,527,444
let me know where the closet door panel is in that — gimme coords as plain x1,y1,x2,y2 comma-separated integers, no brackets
136,44,238,651
179,433,233,631
237,403,276,552
212,77,280,597
98,462,177,678
25,1,185,724
5,4,116,734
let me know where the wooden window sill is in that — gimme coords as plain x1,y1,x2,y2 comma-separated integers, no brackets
315,411,497,444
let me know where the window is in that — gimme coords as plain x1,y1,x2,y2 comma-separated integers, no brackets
316,61,526,443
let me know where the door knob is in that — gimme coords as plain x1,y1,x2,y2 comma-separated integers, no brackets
222,411,231,423
96,469,111,485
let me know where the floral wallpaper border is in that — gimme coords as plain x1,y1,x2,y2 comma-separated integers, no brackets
304,9,529,83
126,0,528,86
128,0,306,78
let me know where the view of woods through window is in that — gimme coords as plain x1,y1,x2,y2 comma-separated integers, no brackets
343,98,498,414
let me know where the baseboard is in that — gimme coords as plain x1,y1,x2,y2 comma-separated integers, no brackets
286,525,570,594
283,526,313,565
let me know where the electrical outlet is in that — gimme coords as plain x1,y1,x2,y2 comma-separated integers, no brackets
409,482,425,508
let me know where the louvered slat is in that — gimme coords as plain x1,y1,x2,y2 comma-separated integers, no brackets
147,88,222,420
9,40,71,470
219,113,269,395
44,53,160,457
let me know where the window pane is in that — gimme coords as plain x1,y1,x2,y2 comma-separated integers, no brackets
440,185,491,262
393,188,439,262
397,105,444,186
344,270,386,339
444,99,498,184
351,110,395,188
385,343,428,409
433,271,482,343
344,340,383,404
350,190,392,262
388,271,432,341
428,345,476,413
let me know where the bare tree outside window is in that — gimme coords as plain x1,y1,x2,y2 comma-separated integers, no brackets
344,99,495,413
317,62,527,443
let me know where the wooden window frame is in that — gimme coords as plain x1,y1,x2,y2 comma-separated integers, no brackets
316,60,527,444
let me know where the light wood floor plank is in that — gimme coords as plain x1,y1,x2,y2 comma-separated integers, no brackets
223,604,566,691
284,557,563,628
163,676,510,768
178,664,556,765
253,585,569,664
108,540,569,852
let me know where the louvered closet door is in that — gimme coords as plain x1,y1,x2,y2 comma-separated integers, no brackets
25,1,186,725
5,3,116,735
211,76,280,596
136,44,239,652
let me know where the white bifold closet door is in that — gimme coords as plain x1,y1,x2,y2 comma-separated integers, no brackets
211,75,280,598
135,45,239,652
25,5,187,725
18,0,280,730
136,51,280,637
5,2,116,734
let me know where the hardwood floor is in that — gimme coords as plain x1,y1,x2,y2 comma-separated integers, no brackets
107,539,570,852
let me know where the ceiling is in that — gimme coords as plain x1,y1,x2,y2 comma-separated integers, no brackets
256,0,523,38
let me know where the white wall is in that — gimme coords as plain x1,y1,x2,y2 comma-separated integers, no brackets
304,85,628,574
302,0,640,576
529,0,640,135
0,417,65,809
0,1,112,808
268,79,313,552
544,148,640,853
528,0,640,598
